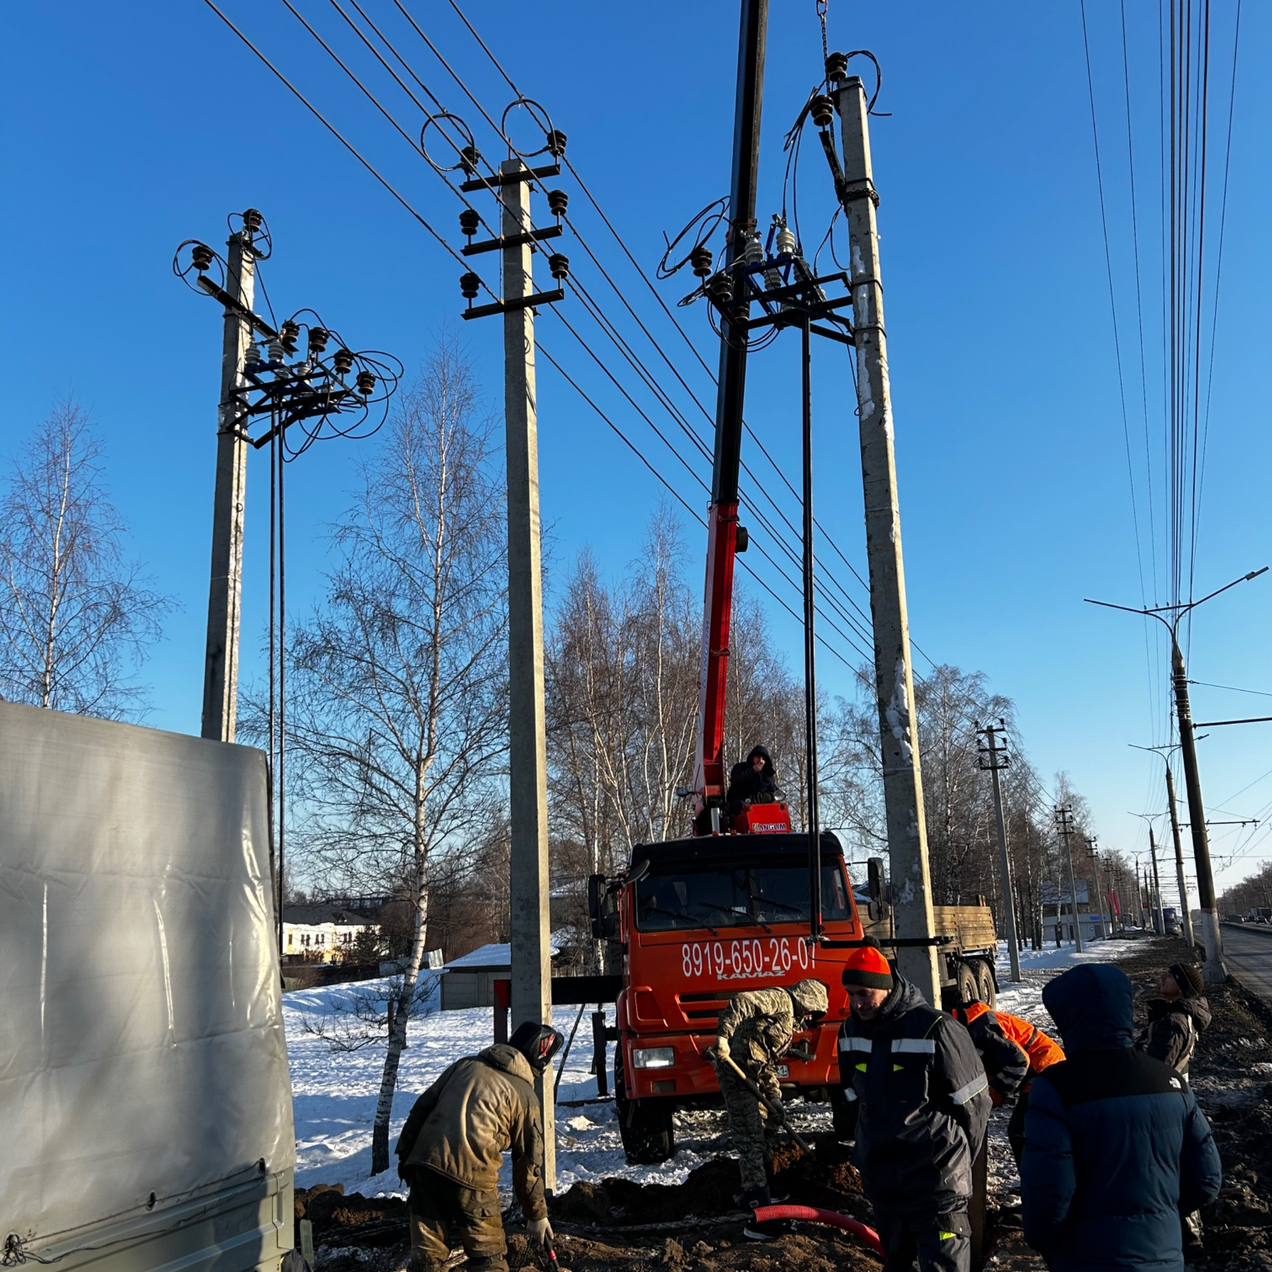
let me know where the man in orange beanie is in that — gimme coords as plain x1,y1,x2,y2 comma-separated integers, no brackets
838,938,989,1272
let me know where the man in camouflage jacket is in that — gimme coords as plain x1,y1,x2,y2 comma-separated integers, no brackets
712,978,829,1231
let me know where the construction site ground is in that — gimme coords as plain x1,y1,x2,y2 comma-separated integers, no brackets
297,934,1272,1271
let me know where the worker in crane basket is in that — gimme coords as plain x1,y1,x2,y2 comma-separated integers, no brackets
395,1021,564,1272
949,998,1064,1167
838,939,989,1272
726,744,782,817
712,977,829,1240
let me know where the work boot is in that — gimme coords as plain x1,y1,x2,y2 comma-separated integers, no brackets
741,1188,793,1242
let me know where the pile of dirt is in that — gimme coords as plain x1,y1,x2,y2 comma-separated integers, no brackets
552,1143,864,1230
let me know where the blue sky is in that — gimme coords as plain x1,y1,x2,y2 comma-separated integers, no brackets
3,2,1269,895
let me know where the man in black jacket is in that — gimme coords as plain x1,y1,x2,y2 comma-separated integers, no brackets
837,939,990,1272
725,745,780,817
1136,960,1212,1260
1021,964,1221,1272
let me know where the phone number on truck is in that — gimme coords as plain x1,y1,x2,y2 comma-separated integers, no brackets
681,936,817,982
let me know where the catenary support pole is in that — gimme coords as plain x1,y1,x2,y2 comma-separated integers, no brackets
201,222,257,741
1164,763,1196,950
834,73,939,1004
1149,826,1165,936
501,157,555,1190
1173,645,1225,982
980,723,1020,981
1057,807,1083,953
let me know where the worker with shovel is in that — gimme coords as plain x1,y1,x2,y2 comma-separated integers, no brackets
709,978,829,1241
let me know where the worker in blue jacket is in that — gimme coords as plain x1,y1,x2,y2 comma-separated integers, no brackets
1021,964,1222,1272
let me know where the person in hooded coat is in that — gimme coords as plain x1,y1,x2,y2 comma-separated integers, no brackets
712,978,829,1239
395,1022,563,1272
1021,964,1222,1272
837,940,990,1272
726,745,780,817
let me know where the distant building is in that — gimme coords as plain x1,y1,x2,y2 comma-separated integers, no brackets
439,938,563,1010
281,898,384,963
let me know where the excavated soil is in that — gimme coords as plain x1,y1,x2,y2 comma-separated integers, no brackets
299,934,1272,1271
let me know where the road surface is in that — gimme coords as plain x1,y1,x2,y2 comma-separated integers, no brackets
1222,923,1272,1002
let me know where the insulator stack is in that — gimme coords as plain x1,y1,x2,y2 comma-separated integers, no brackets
191,243,214,274
545,129,567,157
825,51,847,82
548,253,570,282
775,224,797,257
811,94,835,128
333,348,355,376
547,189,569,219
690,245,713,278
355,370,376,396
307,326,329,355
459,208,480,239
280,320,300,355
460,145,481,175
242,208,264,234
706,272,733,305
460,272,482,301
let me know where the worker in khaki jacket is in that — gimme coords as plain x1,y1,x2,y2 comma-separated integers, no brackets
712,978,829,1240
395,1022,564,1272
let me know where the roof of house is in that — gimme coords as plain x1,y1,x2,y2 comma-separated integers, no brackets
443,939,563,971
281,903,382,927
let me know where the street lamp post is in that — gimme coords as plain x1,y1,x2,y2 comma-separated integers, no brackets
1088,567,1268,984
1130,743,1196,951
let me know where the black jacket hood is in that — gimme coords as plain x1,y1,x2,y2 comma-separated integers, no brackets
1043,963,1134,1051
745,745,775,777
1146,995,1212,1031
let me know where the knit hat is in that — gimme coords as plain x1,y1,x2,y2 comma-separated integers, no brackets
841,937,893,991
1168,962,1204,998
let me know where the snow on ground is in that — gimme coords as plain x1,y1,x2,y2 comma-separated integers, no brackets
285,935,1148,1204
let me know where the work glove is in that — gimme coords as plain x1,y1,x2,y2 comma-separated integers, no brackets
714,1036,730,1063
527,1217,554,1248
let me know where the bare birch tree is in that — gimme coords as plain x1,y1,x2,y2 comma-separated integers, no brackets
280,341,507,1176
0,399,169,717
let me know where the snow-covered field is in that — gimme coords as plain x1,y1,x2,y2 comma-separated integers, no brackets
285,935,1150,1203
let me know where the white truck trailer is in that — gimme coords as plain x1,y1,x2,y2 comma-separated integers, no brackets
1,702,295,1272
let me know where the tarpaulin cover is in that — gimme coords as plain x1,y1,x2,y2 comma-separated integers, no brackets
0,703,294,1245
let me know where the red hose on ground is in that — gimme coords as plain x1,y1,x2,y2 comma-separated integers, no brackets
752,1206,883,1256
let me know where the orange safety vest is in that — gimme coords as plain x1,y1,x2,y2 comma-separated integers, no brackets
952,1002,1064,1077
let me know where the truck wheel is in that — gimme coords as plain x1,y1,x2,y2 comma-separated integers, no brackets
973,959,997,1009
615,1052,675,1164
954,960,978,1005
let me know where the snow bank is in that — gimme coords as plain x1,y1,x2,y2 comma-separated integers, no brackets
285,934,1152,1200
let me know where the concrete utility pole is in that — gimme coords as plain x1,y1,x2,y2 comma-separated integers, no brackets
978,722,1020,982
834,72,939,1005
1172,652,1225,982
500,157,556,1191
1149,825,1165,936
1055,806,1083,953
1086,837,1109,940
1164,763,1196,950
201,219,258,741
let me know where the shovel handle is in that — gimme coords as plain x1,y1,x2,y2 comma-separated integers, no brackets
704,1047,814,1155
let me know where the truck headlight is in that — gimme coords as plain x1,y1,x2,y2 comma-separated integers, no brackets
632,1046,675,1069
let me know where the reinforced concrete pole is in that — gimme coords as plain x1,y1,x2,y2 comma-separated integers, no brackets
1058,809,1083,953
201,227,256,741
1164,763,1196,950
835,73,939,1005
1086,838,1109,940
1149,826,1165,936
983,725,1021,981
501,157,555,1189
1173,642,1222,980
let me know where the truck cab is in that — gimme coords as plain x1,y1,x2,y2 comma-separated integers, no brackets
590,830,862,1162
